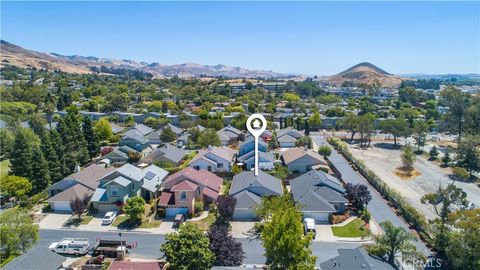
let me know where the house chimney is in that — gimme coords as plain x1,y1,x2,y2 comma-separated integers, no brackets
75,164,81,173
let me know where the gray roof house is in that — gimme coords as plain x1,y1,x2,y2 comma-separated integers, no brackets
290,170,348,223
229,171,283,220
141,143,188,166
277,127,303,148
319,248,394,270
147,123,183,145
3,243,66,270
217,125,243,146
90,163,168,212
46,164,116,212
282,147,328,173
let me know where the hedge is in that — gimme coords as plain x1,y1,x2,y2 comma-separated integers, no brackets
327,137,429,235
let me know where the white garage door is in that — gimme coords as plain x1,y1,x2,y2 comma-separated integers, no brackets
233,209,256,220
166,207,188,217
52,201,71,212
303,212,330,223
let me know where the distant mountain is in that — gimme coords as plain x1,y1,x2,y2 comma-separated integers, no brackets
326,62,408,87
0,40,292,79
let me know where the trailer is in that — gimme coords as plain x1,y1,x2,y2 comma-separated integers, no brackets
91,239,133,258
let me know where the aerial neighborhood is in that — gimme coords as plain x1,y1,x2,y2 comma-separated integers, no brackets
1,3,480,269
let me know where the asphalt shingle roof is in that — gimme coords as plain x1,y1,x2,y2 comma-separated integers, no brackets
319,248,394,270
229,171,283,197
233,190,262,210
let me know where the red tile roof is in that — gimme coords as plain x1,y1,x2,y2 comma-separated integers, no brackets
171,180,198,192
158,192,173,206
164,167,222,192
108,261,162,270
203,187,219,200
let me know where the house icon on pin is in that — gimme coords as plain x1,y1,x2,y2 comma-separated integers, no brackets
252,119,262,129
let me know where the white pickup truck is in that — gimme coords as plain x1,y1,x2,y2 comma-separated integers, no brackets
49,238,91,255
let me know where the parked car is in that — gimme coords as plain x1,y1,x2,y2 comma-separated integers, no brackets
102,211,118,225
49,238,90,255
173,214,185,228
303,218,316,238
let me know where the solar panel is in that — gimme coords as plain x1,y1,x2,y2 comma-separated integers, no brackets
145,171,156,180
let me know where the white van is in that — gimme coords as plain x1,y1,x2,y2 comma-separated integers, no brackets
49,238,90,255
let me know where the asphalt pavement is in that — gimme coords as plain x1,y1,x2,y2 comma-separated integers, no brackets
35,229,361,267
311,135,430,255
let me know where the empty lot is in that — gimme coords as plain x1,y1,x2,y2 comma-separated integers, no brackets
348,142,480,220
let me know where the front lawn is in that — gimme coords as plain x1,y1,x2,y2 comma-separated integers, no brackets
189,213,216,230
64,214,94,227
331,218,370,238
112,215,161,229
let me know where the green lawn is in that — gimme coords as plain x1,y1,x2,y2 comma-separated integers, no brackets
111,215,161,229
0,160,11,178
189,213,216,231
64,214,94,227
331,218,370,238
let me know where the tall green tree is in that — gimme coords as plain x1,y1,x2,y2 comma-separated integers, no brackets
368,221,420,266
30,146,50,194
10,129,35,180
160,127,176,143
259,195,316,269
412,121,429,151
160,223,215,270
0,176,32,199
40,131,63,183
82,116,100,159
49,129,68,176
0,208,39,262
197,128,221,148
440,86,470,142
57,108,89,173
455,134,480,174
94,118,113,142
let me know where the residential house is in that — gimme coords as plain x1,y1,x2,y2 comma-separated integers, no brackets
80,111,107,121
228,171,283,220
147,123,183,145
90,164,168,212
46,164,116,212
109,122,125,134
217,125,243,146
119,125,153,153
245,129,273,143
189,146,236,172
141,143,188,166
290,170,348,223
158,167,223,216
282,147,327,173
237,137,275,171
319,248,394,270
277,127,303,148
176,132,190,148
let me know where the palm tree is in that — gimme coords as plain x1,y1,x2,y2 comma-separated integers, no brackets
371,221,419,265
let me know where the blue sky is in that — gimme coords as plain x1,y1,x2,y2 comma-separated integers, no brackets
2,1,479,75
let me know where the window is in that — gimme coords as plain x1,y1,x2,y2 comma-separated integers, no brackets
180,192,187,201
217,163,223,169
194,166,200,170
197,188,201,195
132,182,135,190
207,166,212,171
111,186,119,196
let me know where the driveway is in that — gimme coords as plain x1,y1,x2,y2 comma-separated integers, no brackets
38,213,71,229
314,225,334,242
231,221,256,238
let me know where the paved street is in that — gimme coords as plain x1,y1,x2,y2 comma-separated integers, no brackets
33,229,361,267
311,134,430,255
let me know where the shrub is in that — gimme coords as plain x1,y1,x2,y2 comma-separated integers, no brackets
318,167,329,173
359,209,371,223
194,201,204,214
429,145,439,159
452,167,469,181
157,208,166,218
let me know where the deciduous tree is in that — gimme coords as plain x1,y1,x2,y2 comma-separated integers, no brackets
160,223,215,270
217,195,236,220
69,194,89,220
208,222,244,266
124,196,145,223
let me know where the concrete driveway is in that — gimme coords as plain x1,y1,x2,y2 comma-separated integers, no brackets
314,225,335,242
231,221,256,238
38,213,71,229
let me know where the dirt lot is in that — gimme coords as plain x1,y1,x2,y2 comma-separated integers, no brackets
348,141,480,221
